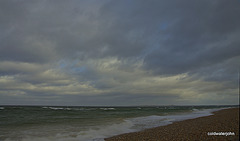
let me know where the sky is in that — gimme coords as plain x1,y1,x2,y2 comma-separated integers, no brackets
0,0,239,106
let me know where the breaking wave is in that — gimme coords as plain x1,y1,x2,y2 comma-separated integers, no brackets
3,108,226,141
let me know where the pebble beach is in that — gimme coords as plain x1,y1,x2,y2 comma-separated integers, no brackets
105,108,239,141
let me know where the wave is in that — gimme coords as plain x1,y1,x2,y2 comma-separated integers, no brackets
192,108,199,111
3,120,134,141
3,107,227,141
0,107,4,110
99,108,115,110
128,107,226,130
42,107,72,110
42,107,102,111
156,106,167,109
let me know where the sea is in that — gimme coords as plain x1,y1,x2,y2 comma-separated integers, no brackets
0,105,237,141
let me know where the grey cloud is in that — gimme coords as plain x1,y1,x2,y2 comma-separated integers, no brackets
0,0,93,63
1,0,239,65
0,61,44,75
144,37,240,75
0,0,149,62
142,0,240,77
0,0,239,105
97,0,240,79
190,56,240,83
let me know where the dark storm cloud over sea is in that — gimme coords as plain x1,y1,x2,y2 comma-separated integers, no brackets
0,0,239,106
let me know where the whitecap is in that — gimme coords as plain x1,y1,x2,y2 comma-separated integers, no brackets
42,107,69,110
100,108,115,110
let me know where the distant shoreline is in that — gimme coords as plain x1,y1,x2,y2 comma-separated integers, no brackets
105,108,239,141
0,104,238,107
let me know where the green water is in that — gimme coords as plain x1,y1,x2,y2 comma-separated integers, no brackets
0,105,237,141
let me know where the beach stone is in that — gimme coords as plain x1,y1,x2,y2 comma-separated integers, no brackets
105,108,239,141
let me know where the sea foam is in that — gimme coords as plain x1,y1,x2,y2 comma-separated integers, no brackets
4,120,134,141
2,107,229,141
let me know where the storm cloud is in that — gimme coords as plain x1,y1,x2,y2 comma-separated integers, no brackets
0,0,239,106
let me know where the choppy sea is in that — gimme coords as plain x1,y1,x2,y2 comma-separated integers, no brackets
0,105,237,141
